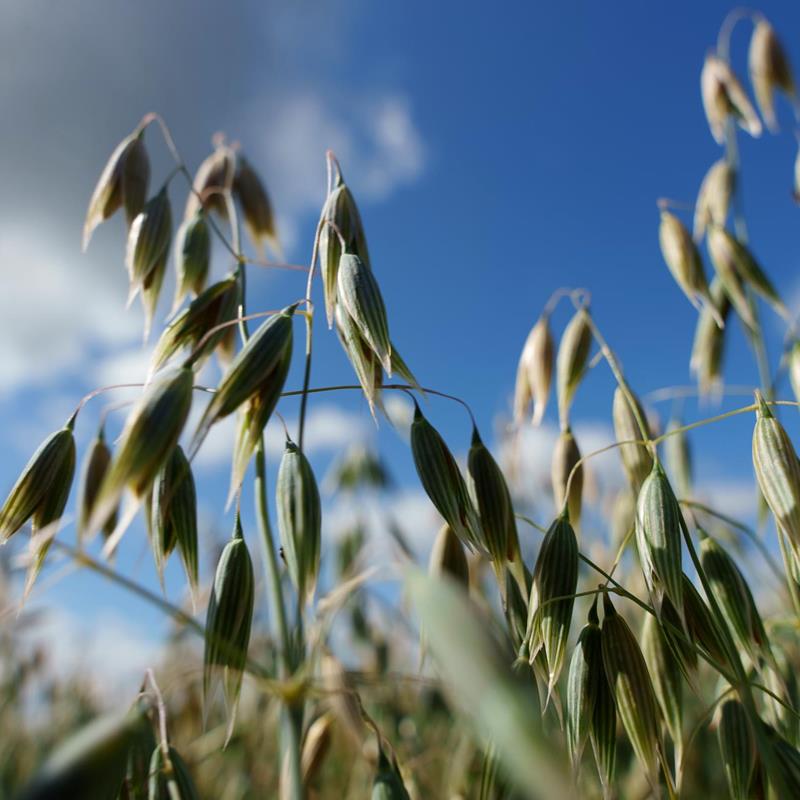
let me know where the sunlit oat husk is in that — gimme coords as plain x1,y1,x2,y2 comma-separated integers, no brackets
203,517,254,745
90,367,193,537
148,745,200,800
83,126,149,251
556,307,592,428
658,210,722,325
600,592,663,786
752,391,800,549
706,226,758,331
467,425,513,565
126,185,172,295
184,146,235,221
15,703,152,800
715,697,756,800
151,445,198,594
77,427,116,543
0,421,76,543
319,170,370,328
635,462,685,621
749,18,796,133
566,599,602,774
707,225,787,319
613,385,653,493
701,53,763,145
173,209,211,310
233,155,280,256
410,402,483,551
190,305,295,458
527,513,578,700
152,275,238,376
551,427,583,527
691,277,730,395
514,313,554,426
337,253,392,374
334,303,384,417
642,612,684,777
694,159,734,241
276,437,322,605
665,417,692,500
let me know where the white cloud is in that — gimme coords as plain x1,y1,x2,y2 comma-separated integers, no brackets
20,605,161,704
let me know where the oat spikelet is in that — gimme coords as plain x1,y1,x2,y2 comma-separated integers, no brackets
715,697,756,800
701,53,762,145
749,18,796,133
690,277,730,396
556,307,592,429
694,159,734,241
551,427,583,528
514,313,554,426
612,386,652,493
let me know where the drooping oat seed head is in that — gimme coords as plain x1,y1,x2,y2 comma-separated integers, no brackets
701,53,763,145
173,209,211,310
190,304,295,459
635,462,685,622
566,598,602,774
659,210,723,326
551,427,583,527
319,169,370,327
691,277,730,396
706,226,758,331
467,425,514,566
203,516,254,743
612,385,653,493
556,307,592,429
233,154,280,256
589,650,617,799
276,436,322,605
749,18,796,133
337,253,392,374
409,402,483,551
151,445,198,594
83,126,150,251
694,159,734,241
126,185,172,295
514,313,554,426
715,696,756,800
152,275,238,376
681,573,729,671
708,225,788,320
184,145,236,221
77,426,116,543
600,592,663,787
89,367,193,536
527,513,578,700
300,713,333,788
0,418,76,543
752,391,800,549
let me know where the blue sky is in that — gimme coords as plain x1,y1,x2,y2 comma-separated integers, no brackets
2,0,800,694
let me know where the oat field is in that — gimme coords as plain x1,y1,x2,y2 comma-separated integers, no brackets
4,7,800,800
